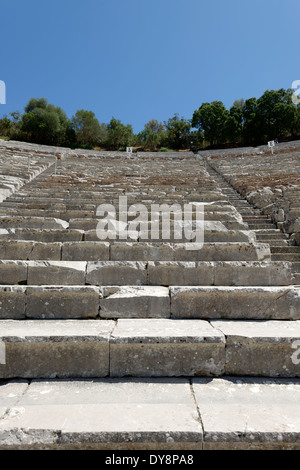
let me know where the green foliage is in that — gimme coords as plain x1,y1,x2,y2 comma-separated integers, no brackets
137,119,165,150
192,101,230,147
104,117,135,150
1,87,300,151
71,109,105,148
163,114,191,150
21,98,69,145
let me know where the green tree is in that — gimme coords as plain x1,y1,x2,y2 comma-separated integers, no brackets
71,109,105,149
256,89,297,140
163,114,191,150
138,119,165,150
105,117,135,150
21,98,69,145
242,97,261,144
192,101,228,147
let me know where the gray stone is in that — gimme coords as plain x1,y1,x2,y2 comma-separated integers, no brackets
0,286,26,319
193,377,300,449
211,320,300,377
148,261,215,286
110,319,225,377
100,286,170,319
0,378,202,449
0,380,29,419
0,216,69,230
62,242,110,261
26,286,100,319
0,320,115,378
27,261,86,286
170,286,300,320
0,261,27,285
86,261,147,286
0,241,61,260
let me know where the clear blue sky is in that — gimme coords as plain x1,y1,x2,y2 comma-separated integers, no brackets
1,0,299,133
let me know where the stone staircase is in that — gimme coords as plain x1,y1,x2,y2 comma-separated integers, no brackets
0,145,300,450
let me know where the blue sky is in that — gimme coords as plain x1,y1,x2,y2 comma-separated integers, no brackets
0,0,299,133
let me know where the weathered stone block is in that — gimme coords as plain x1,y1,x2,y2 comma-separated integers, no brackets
0,319,114,378
110,319,225,377
110,242,175,261
211,320,300,377
0,286,26,319
62,242,109,261
86,262,147,286
213,261,294,286
147,262,215,286
27,261,86,286
0,261,27,285
170,286,300,320
26,286,100,319
193,377,300,450
100,286,170,318
0,378,202,449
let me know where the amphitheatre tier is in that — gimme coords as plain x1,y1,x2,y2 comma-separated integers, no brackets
0,139,300,449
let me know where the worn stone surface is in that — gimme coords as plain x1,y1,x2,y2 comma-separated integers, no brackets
170,286,300,320
86,261,147,285
148,261,215,286
0,261,27,285
100,286,170,318
26,286,100,319
27,261,86,285
148,261,294,286
62,242,109,261
0,320,115,378
0,241,61,260
0,141,299,448
0,229,84,242
0,378,202,449
0,216,69,230
110,319,225,377
213,261,294,286
193,377,300,449
0,380,29,418
211,320,300,376
0,286,26,319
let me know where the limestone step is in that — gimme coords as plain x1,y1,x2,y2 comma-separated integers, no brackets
268,240,290,247
1,285,299,321
272,253,300,262
0,260,296,286
271,246,300,253
1,376,299,450
0,216,69,230
247,224,275,230
0,319,300,379
0,241,271,262
0,229,84,242
170,286,300,320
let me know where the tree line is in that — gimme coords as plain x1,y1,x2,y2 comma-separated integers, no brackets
1,89,300,151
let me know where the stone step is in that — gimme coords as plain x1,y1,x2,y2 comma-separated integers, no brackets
0,319,300,379
268,240,290,247
0,260,295,286
1,285,299,321
0,227,257,244
247,224,275,230
252,229,283,235
170,286,300,320
0,216,69,230
272,254,300,262
0,241,271,262
0,229,84,242
271,246,300,253
1,376,300,450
